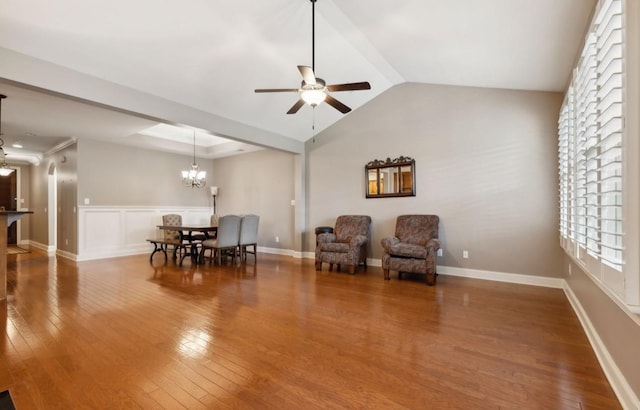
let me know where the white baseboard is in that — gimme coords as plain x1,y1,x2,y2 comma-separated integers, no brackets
258,246,296,257
56,249,78,262
563,284,639,410
27,240,57,255
437,265,565,289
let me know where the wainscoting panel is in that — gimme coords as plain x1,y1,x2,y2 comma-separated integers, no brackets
77,206,211,261
125,209,160,245
83,209,121,252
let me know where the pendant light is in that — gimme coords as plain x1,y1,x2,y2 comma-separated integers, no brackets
0,94,15,177
181,130,206,188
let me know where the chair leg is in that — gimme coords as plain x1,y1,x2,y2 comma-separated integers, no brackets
426,272,436,286
384,269,390,280
315,261,322,271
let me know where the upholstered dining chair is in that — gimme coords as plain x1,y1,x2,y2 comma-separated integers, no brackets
315,215,371,274
162,213,184,258
200,214,241,265
189,214,220,242
239,214,259,262
381,215,440,285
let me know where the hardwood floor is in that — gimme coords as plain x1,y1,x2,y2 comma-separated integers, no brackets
0,249,620,409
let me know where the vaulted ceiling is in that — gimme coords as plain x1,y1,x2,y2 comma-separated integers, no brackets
0,0,596,161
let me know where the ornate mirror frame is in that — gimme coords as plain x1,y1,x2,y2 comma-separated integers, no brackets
365,156,416,198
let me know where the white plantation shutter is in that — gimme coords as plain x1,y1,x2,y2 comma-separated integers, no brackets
558,0,625,296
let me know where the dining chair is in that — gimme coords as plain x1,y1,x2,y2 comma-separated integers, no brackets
239,214,259,262
200,214,241,265
162,213,185,259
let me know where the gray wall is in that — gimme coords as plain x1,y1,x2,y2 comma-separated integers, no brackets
212,149,295,251
307,82,564,277
77,138,214,207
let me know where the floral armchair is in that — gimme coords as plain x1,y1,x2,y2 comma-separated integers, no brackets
381,215,440,285
315,215,372,274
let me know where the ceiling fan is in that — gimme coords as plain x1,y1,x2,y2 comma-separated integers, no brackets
254,0,371,114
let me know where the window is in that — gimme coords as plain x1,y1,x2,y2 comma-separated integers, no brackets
559,0,627,300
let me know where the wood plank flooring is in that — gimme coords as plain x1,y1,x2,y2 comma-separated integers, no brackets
0,249,620,409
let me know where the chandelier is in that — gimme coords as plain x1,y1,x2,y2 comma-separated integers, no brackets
181,130,206,188
0,94,15,177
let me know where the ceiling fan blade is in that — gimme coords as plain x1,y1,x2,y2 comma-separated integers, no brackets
287,99,306,115
326,82,371,92
325,94,351,114
255,88,299,93
298,65,316,86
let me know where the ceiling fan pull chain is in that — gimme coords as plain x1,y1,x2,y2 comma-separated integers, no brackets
311,107,316,142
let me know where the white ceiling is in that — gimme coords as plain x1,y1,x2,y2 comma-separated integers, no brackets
0,0,596,161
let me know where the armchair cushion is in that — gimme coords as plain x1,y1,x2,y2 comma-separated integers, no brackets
322,242,350,253
387,243,428,259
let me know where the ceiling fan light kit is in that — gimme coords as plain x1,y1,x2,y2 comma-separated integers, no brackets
255,0,371,115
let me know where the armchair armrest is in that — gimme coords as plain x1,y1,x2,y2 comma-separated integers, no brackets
381,237,400,252
426,238,441,251
349,234,368,248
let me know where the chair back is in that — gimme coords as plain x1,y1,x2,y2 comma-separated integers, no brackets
394,215,439,246
334,215,371,242
239,214,260,245
162,214,182,241
216,215,241,247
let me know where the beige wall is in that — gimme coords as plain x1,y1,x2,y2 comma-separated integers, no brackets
77,139,214,207
307,83,564,277
212,149,296,251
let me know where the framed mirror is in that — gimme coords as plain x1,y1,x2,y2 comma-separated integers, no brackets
365,156,415,198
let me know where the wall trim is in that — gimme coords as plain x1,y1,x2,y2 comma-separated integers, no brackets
437,265,565,289
257,246,296,257
563,284,640,410
27,240,56,255
56,249,77,262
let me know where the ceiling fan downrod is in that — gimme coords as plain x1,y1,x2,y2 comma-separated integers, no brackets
311,0,316,73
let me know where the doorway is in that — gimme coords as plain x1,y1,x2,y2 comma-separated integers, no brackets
0,169,17,244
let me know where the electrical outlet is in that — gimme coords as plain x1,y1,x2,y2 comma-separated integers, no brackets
437,249,443,257
463,250,469,259
275,236,280,243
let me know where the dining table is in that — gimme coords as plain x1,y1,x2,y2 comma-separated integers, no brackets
154,225,218,266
